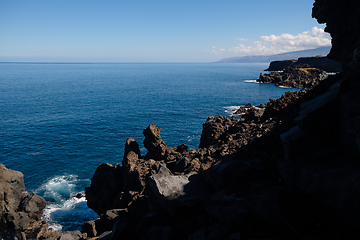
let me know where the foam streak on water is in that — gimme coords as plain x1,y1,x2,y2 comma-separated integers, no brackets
223,106,242,116
36,175,98,232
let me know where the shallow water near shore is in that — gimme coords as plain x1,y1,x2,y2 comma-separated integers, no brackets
0,62,298,231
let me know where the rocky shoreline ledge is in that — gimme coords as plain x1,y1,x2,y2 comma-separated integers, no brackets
257,68,329,88
2,0,360,239
256,55,342,89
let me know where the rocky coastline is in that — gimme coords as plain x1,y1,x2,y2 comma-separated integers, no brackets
257,55,342,89
265,56,342,72
2,0,360,239
257,68,329,88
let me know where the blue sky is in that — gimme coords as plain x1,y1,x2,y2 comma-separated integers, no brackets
0,0,330,62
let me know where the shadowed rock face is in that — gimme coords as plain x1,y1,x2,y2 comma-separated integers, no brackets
83,1,360,237
143,123,167,160
313,0,360,76
0,164,53,240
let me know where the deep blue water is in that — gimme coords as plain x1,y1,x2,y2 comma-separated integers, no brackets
0,62,297,231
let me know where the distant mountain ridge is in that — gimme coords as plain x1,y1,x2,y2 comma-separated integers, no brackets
216,46,331,63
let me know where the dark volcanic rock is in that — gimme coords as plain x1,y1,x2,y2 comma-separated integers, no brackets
85,163,123,215
233,103,266,122
0,164,52,240
265,59,297,71
148,165,206,216
82,1,360,239
199,115,239,149
266,57,342,72
143,123,167,160
312,0,360,77
258,68,329,88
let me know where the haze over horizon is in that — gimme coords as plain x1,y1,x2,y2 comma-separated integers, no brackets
0,0,331,63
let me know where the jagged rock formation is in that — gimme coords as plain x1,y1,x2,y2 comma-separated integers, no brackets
83,1,360,239
257,68,329,88
312,0,360,77
0,164,60,240
265,57,342,72
83,82,334,239
0,164,90,240
3,0,360,239
232,103,266,122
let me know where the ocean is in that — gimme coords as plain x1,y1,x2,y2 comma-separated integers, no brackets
0,62,298,232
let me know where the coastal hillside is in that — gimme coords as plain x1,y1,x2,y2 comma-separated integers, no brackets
255,56,342,89
217,46,331,63
265,56,342,72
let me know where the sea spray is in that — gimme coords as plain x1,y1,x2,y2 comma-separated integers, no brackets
35,175,98,232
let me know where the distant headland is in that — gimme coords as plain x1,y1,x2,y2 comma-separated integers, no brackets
216,46,331,63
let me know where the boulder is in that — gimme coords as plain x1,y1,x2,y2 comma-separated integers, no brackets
0,164,50,239
85,163,123,215
18,193,46,220
148,165,207,216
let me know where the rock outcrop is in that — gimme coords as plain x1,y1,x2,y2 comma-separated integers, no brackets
265,56,342,72
83,1,360,238
0,165,90,240
83,80,336,239
233,103,266,121
312,0,360,77
0,164,58,240
257,67,329,88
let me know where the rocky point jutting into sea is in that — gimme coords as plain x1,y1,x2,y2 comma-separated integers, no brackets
2,0,360,239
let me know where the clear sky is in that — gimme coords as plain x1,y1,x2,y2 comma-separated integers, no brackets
0,0,330,62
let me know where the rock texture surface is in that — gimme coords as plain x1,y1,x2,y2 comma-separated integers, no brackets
0,164,56,240
257,68,329,88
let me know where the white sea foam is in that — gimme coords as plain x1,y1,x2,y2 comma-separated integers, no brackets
278,85,292,88
38,175,77,203
36,175,97,232
224,106,241,116
43,195,87,232
244,80,259,83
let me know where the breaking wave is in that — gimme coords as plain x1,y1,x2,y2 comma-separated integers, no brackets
223,106,241,116
35,175,98,232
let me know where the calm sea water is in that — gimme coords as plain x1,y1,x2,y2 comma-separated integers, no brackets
0,62,297,231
